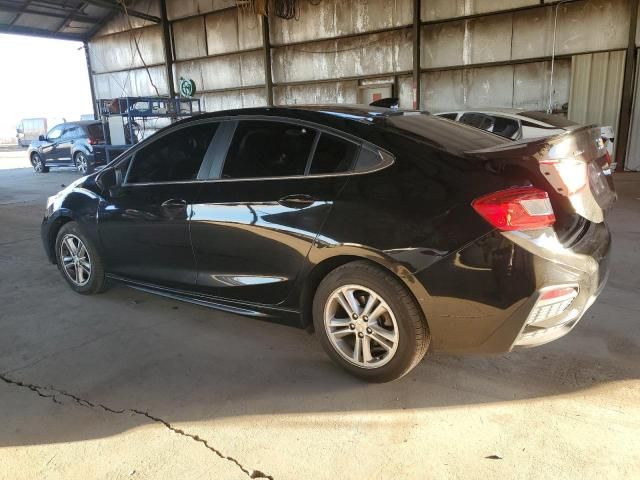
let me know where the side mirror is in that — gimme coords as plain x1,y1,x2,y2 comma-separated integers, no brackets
39,135,46,141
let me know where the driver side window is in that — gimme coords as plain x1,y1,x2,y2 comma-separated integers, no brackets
48,126,63,140
126,122,218,184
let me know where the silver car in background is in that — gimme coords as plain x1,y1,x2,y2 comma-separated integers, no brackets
435,109,616,171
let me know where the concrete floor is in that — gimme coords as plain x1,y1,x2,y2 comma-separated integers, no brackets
0,147,639,479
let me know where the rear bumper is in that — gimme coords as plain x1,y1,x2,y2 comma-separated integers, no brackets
506,222,610,349
411,221,610,353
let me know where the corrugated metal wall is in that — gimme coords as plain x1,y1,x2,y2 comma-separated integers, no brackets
625,51,640,170
87,0,637,164
568,50,626,136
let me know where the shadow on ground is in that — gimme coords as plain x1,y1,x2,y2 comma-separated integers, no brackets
0,168,638,450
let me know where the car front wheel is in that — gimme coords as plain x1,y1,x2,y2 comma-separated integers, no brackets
55,222,107,294
31,153,46,173
313,261,430,382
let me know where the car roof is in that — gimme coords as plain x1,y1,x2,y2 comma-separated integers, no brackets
64,120,101,126
170,104,427,141
185,104,419,123
167,104,508,155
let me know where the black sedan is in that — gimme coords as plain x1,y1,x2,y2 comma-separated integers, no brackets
28,120,106,175
41,106,615,382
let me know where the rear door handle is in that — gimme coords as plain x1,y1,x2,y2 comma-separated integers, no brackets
161,198,187,209
278,194,315,209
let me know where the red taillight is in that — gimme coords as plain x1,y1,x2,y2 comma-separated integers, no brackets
472,187,556,231
88,137,104,145
539,286,578,301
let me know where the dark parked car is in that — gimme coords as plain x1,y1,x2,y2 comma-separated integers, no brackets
41,106,615,382
28,120,106,175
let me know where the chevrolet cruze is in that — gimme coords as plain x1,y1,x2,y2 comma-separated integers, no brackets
41,106,614,382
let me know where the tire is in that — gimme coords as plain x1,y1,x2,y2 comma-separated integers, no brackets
74,152,93,175
55,221,107,294
31,153,46,173
313,261,430,382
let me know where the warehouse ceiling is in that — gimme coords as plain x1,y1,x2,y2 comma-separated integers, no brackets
0,0,160,41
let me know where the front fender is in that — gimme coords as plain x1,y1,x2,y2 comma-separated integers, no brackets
43,188,102,263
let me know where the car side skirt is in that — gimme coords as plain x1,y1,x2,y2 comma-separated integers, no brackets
106,274,303,327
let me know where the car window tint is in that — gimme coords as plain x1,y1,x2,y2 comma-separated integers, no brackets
87,124,105,140
459,113,494,131
438,113,458,120
127,123,217,183
491,117,520,138
309,133,358,174
64,126,83,139
222,121,316,179
48,126,63,140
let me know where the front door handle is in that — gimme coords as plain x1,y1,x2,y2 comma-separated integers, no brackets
278,194,315,209
161,198,187,209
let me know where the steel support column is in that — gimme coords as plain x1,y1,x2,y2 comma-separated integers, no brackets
160,0,176,99
616,0,639,170
413,0,421,109
263,16,274,106
83,41,99,120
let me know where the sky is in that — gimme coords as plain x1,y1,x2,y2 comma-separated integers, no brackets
0,34,93,142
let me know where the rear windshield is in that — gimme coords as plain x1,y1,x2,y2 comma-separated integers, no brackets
386,113,510,153
86,124,105,140
519,111,579,128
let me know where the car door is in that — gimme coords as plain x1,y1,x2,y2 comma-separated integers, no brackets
55,125,77,163
190,118,359,305
97,120,220,289
40,124,64,162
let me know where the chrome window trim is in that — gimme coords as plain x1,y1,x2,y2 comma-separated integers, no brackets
98,114,395,188
114,149,394,187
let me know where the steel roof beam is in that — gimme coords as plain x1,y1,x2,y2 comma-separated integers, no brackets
83,0,161,23
0,1,100,23
0,23,83,40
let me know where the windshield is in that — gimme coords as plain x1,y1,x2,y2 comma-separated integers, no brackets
519,111,579,128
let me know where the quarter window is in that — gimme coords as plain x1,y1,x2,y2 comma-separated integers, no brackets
222,121,316,179
309,134,358,174
126,123,217,184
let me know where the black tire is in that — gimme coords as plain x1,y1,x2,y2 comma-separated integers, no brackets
312,261,430,383
31,153,46,173
55,221,107,294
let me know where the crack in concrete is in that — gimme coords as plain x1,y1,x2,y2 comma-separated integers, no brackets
0,373,273,480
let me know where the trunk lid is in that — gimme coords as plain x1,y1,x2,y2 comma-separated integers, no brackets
467,125,616,224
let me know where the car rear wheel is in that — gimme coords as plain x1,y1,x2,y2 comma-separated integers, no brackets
313,261,430,382
31,153,46,173
55,222,107,294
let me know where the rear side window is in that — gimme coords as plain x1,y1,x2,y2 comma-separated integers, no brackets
491,117,520,138
87,124,105,140
309,134,358,174
222,121,316,179
126,123,217,183
437,113,458,120
459,113,494,131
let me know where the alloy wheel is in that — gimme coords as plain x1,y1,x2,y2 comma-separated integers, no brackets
32,154,43,173
60,234,92,286
324,284,399,369
76,153,88,174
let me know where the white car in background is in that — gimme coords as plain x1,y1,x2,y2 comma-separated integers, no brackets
435,109,616,170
